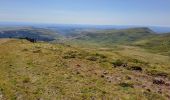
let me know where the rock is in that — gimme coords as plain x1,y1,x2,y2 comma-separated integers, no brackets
147,70,168,78
33,50,41,53
105,76,112,83
142,85,146,88
119,82,134,88
94,72,97,75
76,71,80,75
153,78,165,85
128,66,143,72
165,82,170,86
0,91,3,100
76,64,81,67
87,56,98,61
158,89,162,94
146,88,151,92
125,76,131,80
103,71,108,75
101,75,105,78
122,63,128,67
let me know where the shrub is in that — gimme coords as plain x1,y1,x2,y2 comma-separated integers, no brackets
33,49,41,53
112,59,125,67
63,51,77,59
94,53,107,59
119,82,134,88
127,66,143,72
147,70,168,78
87,56,98,61
23,77,31,83
130,58,148,65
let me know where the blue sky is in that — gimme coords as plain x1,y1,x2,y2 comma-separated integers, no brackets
0,0,170,26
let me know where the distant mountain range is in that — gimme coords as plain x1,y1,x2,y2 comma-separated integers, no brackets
0,22,170,33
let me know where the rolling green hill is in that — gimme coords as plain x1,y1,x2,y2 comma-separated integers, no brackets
63,27,156,47
61,27,170,56
0,27,61,41
134,33,170,55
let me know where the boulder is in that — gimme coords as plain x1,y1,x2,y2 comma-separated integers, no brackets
153,78,165,85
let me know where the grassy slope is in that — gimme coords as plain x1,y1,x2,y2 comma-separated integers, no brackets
63,28,170,57
0,39,170,100
134,33,170,55
64,27,156,47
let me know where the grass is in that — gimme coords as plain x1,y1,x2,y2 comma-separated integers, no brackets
0,39,170,99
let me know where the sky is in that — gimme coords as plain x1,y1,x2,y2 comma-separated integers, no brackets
0,0,170,26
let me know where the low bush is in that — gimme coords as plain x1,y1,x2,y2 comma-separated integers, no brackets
127,66,143,72
112,59,126,67
119,82,134,88
63,51,77,59
23,77,31,83
147,70,168,78
87,56,98,61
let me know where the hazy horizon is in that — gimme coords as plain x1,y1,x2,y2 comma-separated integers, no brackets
0,0,170,26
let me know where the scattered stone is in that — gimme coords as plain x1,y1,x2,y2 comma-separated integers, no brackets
22,48,28,51
101,75,105,78
94,72,97,75
33,50,41,53
119,82,134,88
76,71,80,75
23,77,31,83
125,76,131,80
156,72,168,78
76,64,81,67
105,76,112,83
158,89,162,94
165,82,170,86
0,90,3,100
142,85,146,88
165,94,170,99
122,63,128,67
153,78,165,85
103,71,108,75
0,96,2,100
63,51,77,59
108,80,112,83
147,70,168,78
146,88,151,92
87,56,98,61
128,66,143,72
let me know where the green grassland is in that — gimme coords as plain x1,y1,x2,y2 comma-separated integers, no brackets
0,39,170,100
63,27,155,46
63,28,170,57
133,33,170,56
